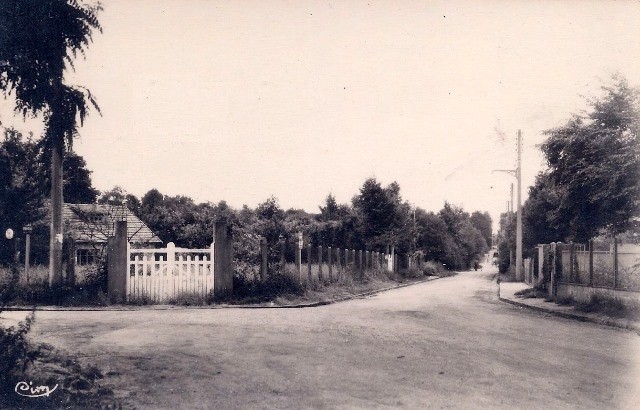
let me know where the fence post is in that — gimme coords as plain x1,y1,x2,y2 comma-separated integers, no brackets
537,245,544,284
213,219,233,297
107,220,128,303
549,242,557,297
327,246,333,282
569,242,574,283
318,245,323,281
296,232,302,279
336,248,341,279
280,238,286,273
260,237,268,280
613,236,618,289
365,251,370,272
391,245,396,274
342,248,347,273
307,243,312,282
588,239,594,286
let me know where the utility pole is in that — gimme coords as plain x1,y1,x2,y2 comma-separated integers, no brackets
493,130,523,281
510,183,514,214
515,130,523,281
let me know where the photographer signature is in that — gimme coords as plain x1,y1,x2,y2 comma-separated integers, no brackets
14,381,58,398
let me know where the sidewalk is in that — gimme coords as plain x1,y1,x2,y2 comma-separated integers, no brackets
499,281,640,333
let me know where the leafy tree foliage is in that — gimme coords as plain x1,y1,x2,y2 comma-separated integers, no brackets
120,179,492,276
438,202,488,269
0,128,97,263
522,172,565,247
496,212,516,274
352,178,410,250
470,211,492,248
539,75,640,242
0,0,103,280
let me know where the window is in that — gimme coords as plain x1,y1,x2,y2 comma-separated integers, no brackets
76,248,99,265
85,212,106,223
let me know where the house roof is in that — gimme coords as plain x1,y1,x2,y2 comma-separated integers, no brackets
62,203,162,244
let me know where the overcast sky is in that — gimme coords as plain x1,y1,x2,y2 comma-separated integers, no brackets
2,0,640,230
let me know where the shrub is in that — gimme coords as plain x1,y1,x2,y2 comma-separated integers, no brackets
400,267,424,279
0,311,37,400
575,294,635,318
228,268,305,303
0,263,38,401
555,295,574,305
422,260,446,276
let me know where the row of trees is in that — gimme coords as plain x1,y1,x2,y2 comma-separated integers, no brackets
496,75,640,272
108,179,492,272
1,128,492,271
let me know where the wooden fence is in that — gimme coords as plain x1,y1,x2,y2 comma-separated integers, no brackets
260,239,426,283
108,219,233,303
127,242,214,302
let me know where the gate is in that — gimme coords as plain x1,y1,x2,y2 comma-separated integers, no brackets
127,242,214,302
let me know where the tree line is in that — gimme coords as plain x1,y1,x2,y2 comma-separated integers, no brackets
0,132,491,273
496,75,640,272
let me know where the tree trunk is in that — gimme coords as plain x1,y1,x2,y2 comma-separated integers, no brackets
49,144,64,286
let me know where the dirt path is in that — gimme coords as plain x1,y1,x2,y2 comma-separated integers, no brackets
5,268,640,409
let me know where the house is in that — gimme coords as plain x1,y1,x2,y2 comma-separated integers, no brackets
62,203,162,265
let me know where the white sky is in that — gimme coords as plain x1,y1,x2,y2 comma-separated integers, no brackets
2,0,640,231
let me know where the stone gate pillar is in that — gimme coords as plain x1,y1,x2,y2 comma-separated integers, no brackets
108,221,128,303
214,219,233,296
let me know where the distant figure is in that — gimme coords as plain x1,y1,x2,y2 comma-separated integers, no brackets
473,261,479,271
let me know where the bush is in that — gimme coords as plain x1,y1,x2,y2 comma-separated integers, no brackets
422,260,446,276
0,311,37,399
1,264,38,401
575,294,635,318
228,269,305,303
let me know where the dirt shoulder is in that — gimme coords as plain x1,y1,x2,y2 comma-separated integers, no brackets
3,273,447,311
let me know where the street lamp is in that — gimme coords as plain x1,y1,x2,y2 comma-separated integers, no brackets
492,130,523,281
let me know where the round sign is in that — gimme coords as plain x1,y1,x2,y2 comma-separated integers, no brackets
5,228,14,240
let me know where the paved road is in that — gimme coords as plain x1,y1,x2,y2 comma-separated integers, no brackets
6,268,640,409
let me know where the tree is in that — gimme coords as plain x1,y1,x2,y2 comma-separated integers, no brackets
522,172,565,247
352,178,409,250
0,127,98,263
470,211,493,248
98,186,130,206
0,129,45,263
439,202,487,269
40,150,99,204
319,193,339,221
540,75,640,242
0,0,103,284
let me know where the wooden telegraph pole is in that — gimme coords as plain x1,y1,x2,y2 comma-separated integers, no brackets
493,130,523,281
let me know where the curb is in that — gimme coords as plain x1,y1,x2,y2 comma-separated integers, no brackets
1,275,443,312
497,284,640,334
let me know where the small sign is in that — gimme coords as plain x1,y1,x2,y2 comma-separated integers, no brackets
5,228,14,240
55,233,63,243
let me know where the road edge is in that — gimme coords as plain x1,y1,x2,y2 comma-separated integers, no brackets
496,281,640,334
2,275,446,312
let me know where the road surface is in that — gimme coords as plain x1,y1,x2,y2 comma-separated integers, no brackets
6,268,640,409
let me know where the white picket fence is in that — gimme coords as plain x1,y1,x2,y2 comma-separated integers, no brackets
126,242,215,302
